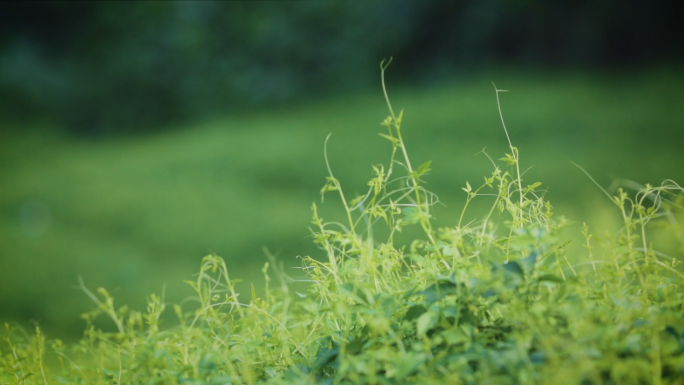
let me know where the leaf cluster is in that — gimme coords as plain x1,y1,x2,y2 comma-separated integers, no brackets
2,65,684,384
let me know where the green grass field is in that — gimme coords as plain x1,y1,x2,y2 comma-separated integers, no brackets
1,66,682,340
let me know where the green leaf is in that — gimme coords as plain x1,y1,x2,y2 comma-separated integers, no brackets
349,195,365,208
378,133,399,144
500,153,517,165
394,352,426,380
210,376,235,384
415,160,432,177
417,311,439,336
402,207,421,225
346,333,368,354
443,305,459,318
417,281,459,304
518,251,538,274
337,283,369,304
319,177,339,202
503,261,524,287
538,274,563,283
312,346,339,370
367,205,388,222
442,328,468,345
404,305,427,321
524,182,542,194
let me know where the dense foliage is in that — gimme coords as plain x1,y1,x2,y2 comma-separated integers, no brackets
2,64,683,384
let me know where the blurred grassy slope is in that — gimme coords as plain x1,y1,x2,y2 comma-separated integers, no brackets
0,67,682,339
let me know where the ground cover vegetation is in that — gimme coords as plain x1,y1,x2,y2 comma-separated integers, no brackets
1,66,682,341
2,62,683,384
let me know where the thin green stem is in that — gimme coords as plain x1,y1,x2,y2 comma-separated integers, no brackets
493,83,523,225
381,58,441,257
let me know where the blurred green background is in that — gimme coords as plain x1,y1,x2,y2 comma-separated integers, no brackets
1,1,682,340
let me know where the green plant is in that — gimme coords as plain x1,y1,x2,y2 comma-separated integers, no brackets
2,61,683,384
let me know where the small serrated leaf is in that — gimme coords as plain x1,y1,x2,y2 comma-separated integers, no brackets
500,153,517,165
